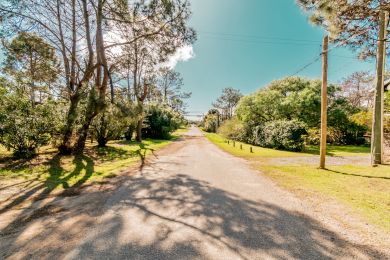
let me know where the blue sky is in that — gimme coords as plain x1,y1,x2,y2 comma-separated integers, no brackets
176,0,375,117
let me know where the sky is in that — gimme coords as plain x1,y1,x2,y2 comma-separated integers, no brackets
175,0,375,118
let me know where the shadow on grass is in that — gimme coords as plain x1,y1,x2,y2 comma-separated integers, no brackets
325,167,390,180
0,154,95,215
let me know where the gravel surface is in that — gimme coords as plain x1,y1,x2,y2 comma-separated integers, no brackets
63,127,389,260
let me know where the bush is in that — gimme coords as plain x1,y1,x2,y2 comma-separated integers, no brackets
91,102,137,147
0,94,58,158
217,117,245,140
142,105,181,139
253,120,307,151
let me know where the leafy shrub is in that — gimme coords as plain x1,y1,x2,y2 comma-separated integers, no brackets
91,101,137,147
217,117,245,140
0,93,58,158
202,109,219,133
254,120,307,151
142,105,181,139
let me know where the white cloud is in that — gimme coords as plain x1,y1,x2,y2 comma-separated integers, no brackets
164,45,195,69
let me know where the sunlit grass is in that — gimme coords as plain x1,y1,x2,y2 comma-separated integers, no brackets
204,132,370,158
0,133,182,192
204,133,314,158
260,164,390,231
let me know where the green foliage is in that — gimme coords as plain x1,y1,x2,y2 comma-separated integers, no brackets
217,117,246,140
254,120,307,152
91,102,136,147
202,109,219,133
235,77,367,147
142,105,182,139
0,88,59,158
3,32,59,98
213,87,243,119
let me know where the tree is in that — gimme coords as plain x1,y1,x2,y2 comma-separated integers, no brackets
202,109,220,133
0,0,196,153
0,78,59,158
235,77,366,145
116,1,196,142
297,0,389,58
340,71,374,109
297,0,389,163
2,32,59,105
157,67,191,111
213,87,243,120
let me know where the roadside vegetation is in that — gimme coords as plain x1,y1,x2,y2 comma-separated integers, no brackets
0,129,187,196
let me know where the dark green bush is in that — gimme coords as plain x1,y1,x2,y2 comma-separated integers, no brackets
142,105,181,139
253,120,307,151
0,94,58,158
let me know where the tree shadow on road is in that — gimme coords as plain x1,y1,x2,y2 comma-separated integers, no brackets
67,172,387,260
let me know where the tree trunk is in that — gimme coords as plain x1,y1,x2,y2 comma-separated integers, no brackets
59,93,81,154
136,118,143,142
73,117,94,154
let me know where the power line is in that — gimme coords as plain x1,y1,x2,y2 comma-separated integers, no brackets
289,54,323,77
288,28,372,77
198,31,321,44
200,35,321,46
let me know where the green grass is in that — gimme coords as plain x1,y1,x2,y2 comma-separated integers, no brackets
204,132,370,158
260,164,390,231
204,133,313,158
304,144,370,156
205,132,389,231
0,134,182,193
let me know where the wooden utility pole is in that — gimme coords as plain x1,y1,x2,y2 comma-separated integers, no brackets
320,35,329,169
371,10,388,166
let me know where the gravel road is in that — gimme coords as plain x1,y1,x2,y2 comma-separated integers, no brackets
65,127,389,260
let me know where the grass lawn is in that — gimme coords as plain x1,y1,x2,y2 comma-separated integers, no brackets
260,164,390,231
205,132,390,232
204,133,314,158
204,132,370,158
0,128,187,194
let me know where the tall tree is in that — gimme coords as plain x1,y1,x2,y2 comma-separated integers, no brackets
340,71,374,109
213,87,243,120
2,32,59,105
297,0,389,58
0,0,196,152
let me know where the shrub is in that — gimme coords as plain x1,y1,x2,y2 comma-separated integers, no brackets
91,102,137,147
0,94,58,158
256,120,307,151
142,105,180,139
217,117,245,140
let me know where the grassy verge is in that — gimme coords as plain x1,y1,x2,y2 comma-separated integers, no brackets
204,133,313,158
260,164,390,231
205,132,390,232
204,132,370,157
0,129,187,193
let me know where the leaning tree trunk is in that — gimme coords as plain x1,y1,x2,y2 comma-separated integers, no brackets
59,93,81,154
73,88,106,155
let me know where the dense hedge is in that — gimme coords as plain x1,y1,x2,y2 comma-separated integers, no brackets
253,120,307,151
142,105,183,139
